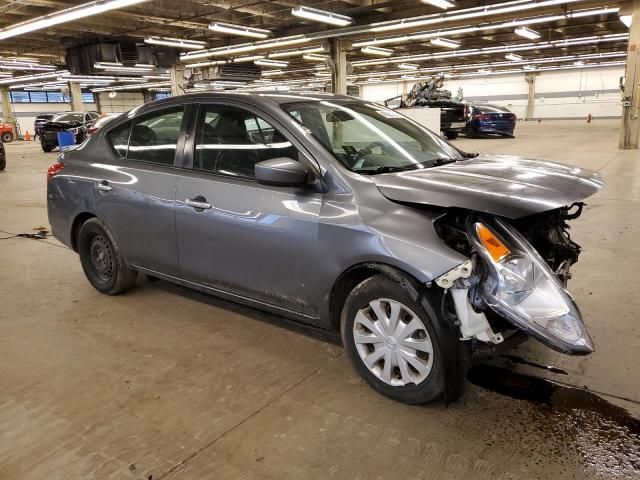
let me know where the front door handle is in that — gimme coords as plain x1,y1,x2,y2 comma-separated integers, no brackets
96,180,112,192
185,196,212,210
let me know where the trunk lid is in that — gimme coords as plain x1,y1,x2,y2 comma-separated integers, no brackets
372,154,603,218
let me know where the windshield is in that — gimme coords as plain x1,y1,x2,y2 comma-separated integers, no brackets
281,100,464,174
51,113,83,123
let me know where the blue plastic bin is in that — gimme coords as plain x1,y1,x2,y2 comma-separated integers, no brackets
57,131,76,150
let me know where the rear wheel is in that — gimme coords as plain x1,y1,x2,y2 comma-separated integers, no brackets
0,158,5,170
78,218,138,295
41,142,54,152
341,275,445,404
1,132,13,143
443,131,458,140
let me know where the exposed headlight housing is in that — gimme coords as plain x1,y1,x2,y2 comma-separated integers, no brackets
469,216,594,355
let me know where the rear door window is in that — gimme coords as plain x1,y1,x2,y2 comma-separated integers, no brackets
128,107,184,165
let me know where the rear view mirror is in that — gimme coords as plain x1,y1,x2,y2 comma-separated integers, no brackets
325,110,354,122
255,158,309,187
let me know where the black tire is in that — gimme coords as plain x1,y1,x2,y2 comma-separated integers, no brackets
41,142,54,153
0,158,5,171
341,274,446,404
444,131,458,140
2,132,13,143
78,217,138,295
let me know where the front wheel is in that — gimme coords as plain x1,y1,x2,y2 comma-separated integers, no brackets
443,131,458,140
0,158,5,170
78,218,138,295
41,142,54,153
341,275,446,404
1,132,13,143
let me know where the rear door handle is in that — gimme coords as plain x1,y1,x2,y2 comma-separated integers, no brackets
96,180,112,192
185,197,212,210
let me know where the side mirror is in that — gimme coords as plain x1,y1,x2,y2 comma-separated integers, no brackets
255,158,309,187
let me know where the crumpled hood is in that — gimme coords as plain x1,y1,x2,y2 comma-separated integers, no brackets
372,153,604,218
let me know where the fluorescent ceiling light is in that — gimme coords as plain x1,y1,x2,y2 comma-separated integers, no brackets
0,70,69,85
268,46,324,58
399,63,420,70
505,53,523,61
523,65,537,70
184,60,229,68
209,22,271,39
430,37,460,49
291,6,353,26
94,61,155,72
92,81,170,93
0,73,13,78
0,0,151,40
619,15,632,28
180,35,310,61
255,58,289,67
361,46,394,56
477,68,492,74
400,74,417,80
314,71,331,77
515,26,541,39
573,60,585,66
0,63,56,71
302,53,327,61
144,36,207,50
142,75,170,80
421,0,455,9
234,55,265,63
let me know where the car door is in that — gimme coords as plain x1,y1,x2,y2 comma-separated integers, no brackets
93,104,188,276
175,101,323,319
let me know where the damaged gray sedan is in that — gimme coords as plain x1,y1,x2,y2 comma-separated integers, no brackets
47,92,603,404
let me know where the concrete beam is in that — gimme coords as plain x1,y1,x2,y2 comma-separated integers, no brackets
68,82,83,112
170,64,185,96
330,38,348,95
525,73,537,120
619,0,640,149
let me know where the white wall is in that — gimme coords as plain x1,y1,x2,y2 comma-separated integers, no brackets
97,92,145,113
360,66,625,120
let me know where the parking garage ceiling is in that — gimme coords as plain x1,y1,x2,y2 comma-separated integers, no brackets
0,0,632,90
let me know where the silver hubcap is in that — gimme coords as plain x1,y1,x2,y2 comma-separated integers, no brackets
353,298,434,387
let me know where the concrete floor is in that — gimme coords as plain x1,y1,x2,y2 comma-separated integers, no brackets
0,119,639,480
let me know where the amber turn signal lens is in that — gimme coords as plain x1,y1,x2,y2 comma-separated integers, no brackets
475,223,510,262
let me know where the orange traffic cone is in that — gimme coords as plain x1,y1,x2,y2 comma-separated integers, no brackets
25,131,30,141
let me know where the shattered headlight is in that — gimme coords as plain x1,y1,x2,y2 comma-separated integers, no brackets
469,217,594,354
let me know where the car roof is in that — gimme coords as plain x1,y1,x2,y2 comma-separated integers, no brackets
131,91,358,116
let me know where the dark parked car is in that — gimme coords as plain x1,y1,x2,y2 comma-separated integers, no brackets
0,137,5,170
34,113,55,138
465,104,517,137
40,111,100,152
47,92,602,404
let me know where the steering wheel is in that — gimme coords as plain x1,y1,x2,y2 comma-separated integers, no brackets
351,141,385,168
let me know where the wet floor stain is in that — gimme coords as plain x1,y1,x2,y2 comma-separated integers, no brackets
468,364,640,478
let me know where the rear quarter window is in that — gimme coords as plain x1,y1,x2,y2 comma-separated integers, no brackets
106,121,132,159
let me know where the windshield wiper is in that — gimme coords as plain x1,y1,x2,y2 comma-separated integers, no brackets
419,157,461,168
353,165,418,175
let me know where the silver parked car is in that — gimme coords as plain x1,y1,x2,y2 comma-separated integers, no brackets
47,92,603,404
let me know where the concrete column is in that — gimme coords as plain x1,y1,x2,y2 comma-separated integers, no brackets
619,0,640,149
170,65,185,96
525,73,536,121
1,87,18,137
68,82,84,111
329,38,348,95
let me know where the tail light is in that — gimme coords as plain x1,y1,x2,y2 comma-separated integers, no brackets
474,114,490,121
47,162,64,181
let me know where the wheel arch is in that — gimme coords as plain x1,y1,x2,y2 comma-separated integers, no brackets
69,211,97,252
329,262,424,333
330,261,468,404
